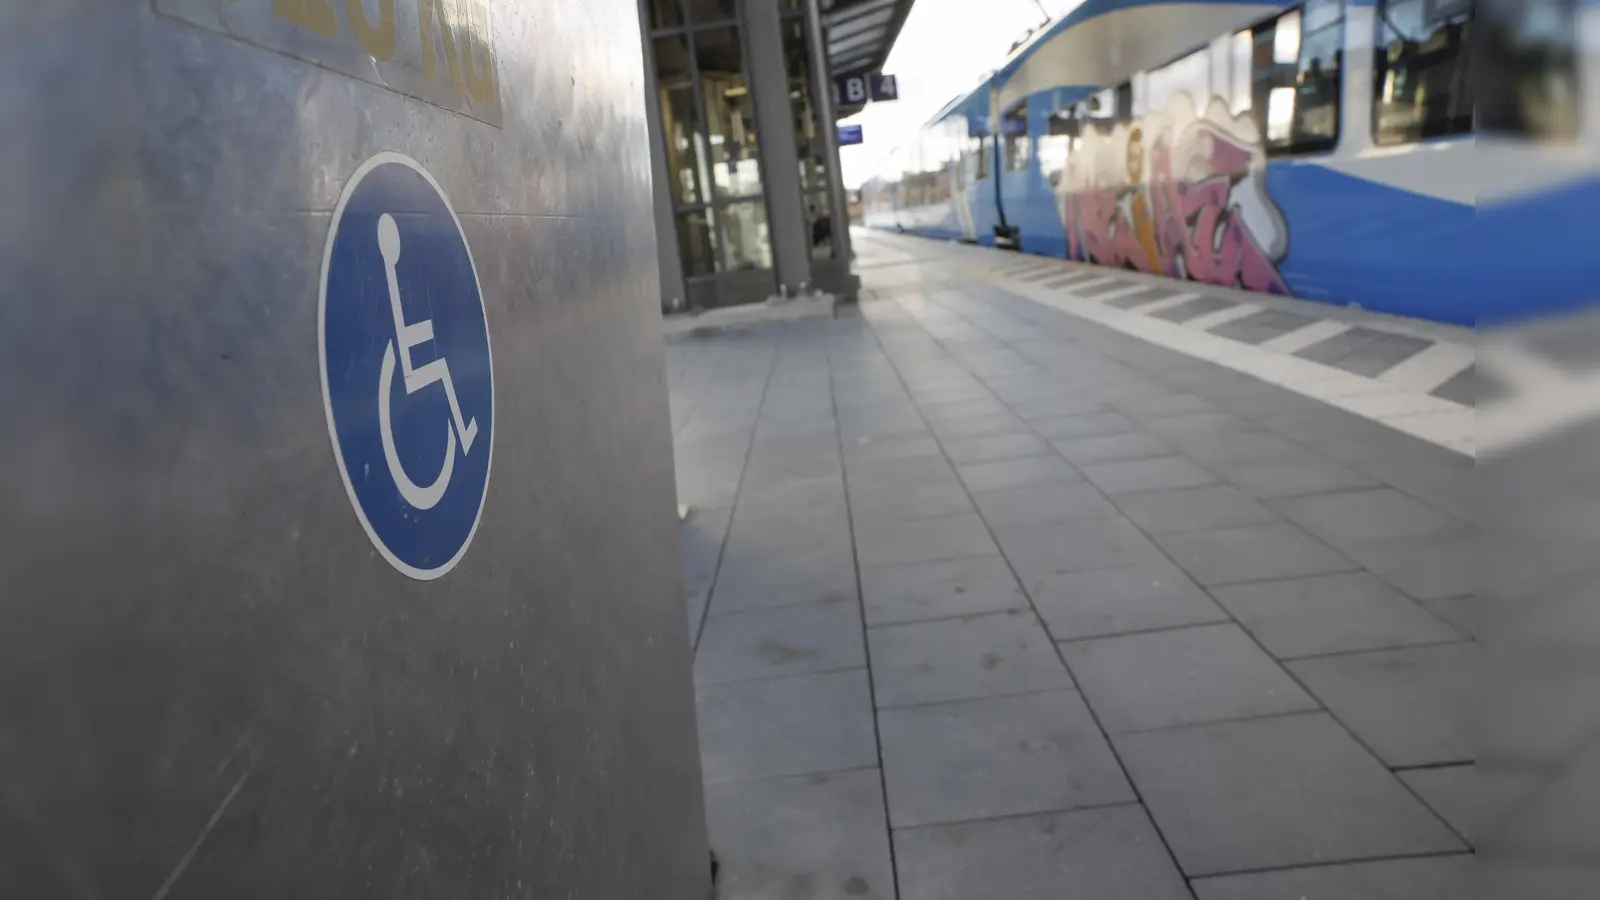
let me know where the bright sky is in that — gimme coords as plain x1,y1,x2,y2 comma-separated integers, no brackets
839,0,1086,188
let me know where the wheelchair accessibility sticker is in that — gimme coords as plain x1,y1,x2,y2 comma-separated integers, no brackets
319,152,494,580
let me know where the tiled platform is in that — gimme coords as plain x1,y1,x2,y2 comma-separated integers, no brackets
669,236,1476,899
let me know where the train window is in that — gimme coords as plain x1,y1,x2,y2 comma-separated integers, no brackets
1250,1,1345,156
1114,82,1134,125
1476,0,1580,141
967,120,991,180
1002,103,1030,172
1230,30,1254,114
1373,0,1475,144
1047,109,1080,138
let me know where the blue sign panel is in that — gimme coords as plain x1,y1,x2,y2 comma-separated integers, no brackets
838,124,864,146
319,152,495,580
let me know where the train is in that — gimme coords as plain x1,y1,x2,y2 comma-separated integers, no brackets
860,0,1596,326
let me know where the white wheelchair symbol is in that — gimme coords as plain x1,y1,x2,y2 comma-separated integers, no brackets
375,213,479,511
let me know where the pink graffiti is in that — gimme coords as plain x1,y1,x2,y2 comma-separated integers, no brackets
1068,186,1150,273
1151,141,1289,295
1058,105,1289,296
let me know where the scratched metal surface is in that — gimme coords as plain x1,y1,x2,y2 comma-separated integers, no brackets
0,1,708,897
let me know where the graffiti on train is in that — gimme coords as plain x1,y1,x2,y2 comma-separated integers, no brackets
1056,94,1289,294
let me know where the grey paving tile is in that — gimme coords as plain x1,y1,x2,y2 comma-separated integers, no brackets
1063,624,1317,732
1054,431,1174,464
1400,765,1503,847
850,479,976,523
1043,273,1101,290
994,517,1166,584
1151,295,1234,323
735,474,848,519
1112,484,1279,535
1296,326,1431,378
1191,856,1471,900
843,432,942,463
856,513,998,568
1116,713,1466,875
847,455,959,489
1432,364,1475,405
1335,332,1437,378
713,559,859,614
684,507,733,637
869,610,1074,707
1080,456,1220,495
1077,279,1138,298
972,480,1119,526
1422,595,1476,638
919,397,1009,423
956,454,1081,492
860,555,1028,626
1105,285,1180,308
1030,410,1139,440
1155,522,1358,587
1032,561,1229,640
1212,572,1466,659
698,670,878,783
721,513,852,567
1138,410,1254,438
695,601,866,685
1207,454,1380,499
894,805,1192,900
1163,430,1311,465
1288,643,1475,768
704,768,895,900
1008,393,1107,420
1269,488,1466,545
1018,265,1069,282
927,411,1030,440
941,431,1053,464
1208,308,1318,345
839,407,929,441
1333,530,1476,600
1111,391,1217,417
878,691,1135,827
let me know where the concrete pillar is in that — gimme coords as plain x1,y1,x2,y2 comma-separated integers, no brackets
638,3,688,313
742,0,813,295
805,0,853,265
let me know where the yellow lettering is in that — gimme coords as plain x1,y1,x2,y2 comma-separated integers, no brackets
273,0,339,39
462,0,497,105
346,0,397,61
419,0,467,95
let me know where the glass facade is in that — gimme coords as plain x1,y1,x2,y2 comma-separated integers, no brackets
649,3,774,278
646,0,849,303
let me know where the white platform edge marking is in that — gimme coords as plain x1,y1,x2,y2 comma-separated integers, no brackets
1122,292,1203,316
963,263,1475,458
1058,275,1119,293
1090,282,1160,301
1260,319,1353,354
1190,303,1263,332
1377,340,1475,393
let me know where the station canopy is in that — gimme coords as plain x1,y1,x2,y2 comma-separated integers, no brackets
824,0,916,116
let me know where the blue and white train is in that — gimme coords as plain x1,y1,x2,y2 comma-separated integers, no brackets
861,0,1596,326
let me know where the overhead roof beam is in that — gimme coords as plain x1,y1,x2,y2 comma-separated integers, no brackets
828,29,884,56
826,8,894,42
823,0,895,27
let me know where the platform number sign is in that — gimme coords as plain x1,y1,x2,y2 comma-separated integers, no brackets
832,72,898,108
319,153,495,580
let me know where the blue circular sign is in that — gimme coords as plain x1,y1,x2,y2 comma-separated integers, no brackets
319,153,494,580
